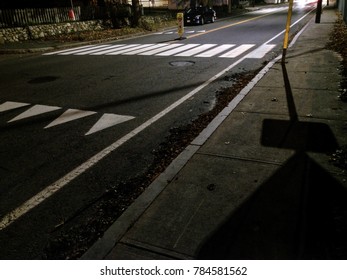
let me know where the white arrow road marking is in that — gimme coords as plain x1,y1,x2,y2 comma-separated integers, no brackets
85,113,135,135
44,109,97,129
0,101,30,112
8,105,61,123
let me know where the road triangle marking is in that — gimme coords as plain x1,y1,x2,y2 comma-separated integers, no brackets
44,109,97,129
85,113,135,135
8,104,61,123
0,101,30,112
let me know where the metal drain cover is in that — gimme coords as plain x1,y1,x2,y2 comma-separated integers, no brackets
169,61,195,67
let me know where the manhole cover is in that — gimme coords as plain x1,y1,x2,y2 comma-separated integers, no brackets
28,76,59,84
169,61,195,67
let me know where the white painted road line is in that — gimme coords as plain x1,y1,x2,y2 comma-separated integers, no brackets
44,109,97,128
8,105,61,123
175,44,217,57
85,113,135,135
155,44,200,56
1,101,136,134
75,45,125,55
43,44,100,55
60,45,111,55
42,43,278,59
118,44,155,55
89,44,126,55
195,44,235,57
105,44,142,55
219,44,255,58
0,101,30,112
139,44,183,55
245,44,276,58
122,44,168,55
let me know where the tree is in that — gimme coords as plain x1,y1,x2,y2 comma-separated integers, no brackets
131,0,140,26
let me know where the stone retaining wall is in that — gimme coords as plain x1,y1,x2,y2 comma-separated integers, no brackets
0,14,174,44
0,20,104,43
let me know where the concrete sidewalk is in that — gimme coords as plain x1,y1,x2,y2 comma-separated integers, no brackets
81,6,347,260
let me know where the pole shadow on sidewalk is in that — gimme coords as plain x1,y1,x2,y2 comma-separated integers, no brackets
197,62,347,259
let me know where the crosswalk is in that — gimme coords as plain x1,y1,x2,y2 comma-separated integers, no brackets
44,43,276,59
153,30,207,35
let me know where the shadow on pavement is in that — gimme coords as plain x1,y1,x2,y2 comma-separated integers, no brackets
197,61,347,260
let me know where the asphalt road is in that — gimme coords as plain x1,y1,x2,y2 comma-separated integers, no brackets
0,3,317,259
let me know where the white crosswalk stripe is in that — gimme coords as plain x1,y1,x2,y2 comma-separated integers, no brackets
90,44,127,55
195,44,235,57
154,30,206,35
44,43,277,59
63,44,111,55
105,44,142,55
245,44,276,58
121,43,167,55
75,44,120,55
42,44,99,55
219,44,255,58
175,43,217,56
139,44,183,55
155,44,199,56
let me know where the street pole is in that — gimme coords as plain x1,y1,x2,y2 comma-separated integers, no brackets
228,0,232,14
177,12,185,40
315,0,323,23
282,0,294,64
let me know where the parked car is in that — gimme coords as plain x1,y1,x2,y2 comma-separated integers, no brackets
184,6,216,25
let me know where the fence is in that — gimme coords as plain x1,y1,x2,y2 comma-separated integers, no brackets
0,2,171,28
0,6,109,28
